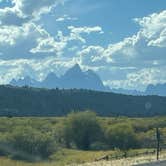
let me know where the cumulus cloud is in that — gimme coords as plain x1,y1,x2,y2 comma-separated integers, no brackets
0,0,65,25
67,26,103,43
0,5,24,26
148,29,166,47
104,67,166,90
30,32,67,55
77,45,106,66
0,22,67,59
0,8,28,26
0,14,104,59
134,11,166,47
13,0,65,18
104,10,166,67
30,25,103,55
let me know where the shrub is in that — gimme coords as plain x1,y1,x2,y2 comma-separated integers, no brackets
105,123,138,150
63,111,102,150
0,133,11,156
7,126,57,161
90,141,109,150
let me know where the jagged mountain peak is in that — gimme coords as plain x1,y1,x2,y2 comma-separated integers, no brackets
72,63,81,70
64,64,82,76
86,69,98,76
10,65,107,91
10,75,37,87
45,72,58,80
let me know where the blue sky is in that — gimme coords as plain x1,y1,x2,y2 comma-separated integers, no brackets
0,0,166,90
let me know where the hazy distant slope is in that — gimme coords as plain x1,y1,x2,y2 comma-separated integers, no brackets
146,83,166,96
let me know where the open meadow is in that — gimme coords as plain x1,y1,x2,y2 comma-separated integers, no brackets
0,113,165,166
0,149,166,166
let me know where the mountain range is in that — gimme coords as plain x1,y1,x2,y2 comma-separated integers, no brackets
10,64,108,91
10,64,166,96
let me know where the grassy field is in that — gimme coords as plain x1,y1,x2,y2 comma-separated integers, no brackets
0,116,165,165
0,149,115,166
0,149,165,166
76,151,166,166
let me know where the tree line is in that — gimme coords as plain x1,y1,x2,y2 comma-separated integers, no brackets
0,85,166,117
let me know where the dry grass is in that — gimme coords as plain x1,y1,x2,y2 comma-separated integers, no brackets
0,158,57,166
0,150,165,166
0,149,114,166
74,151,166,166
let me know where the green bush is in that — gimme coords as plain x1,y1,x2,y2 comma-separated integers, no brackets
90,141,109,150
7,126,57,161
63,111,102,150
0,133,11,156
105,123,138,150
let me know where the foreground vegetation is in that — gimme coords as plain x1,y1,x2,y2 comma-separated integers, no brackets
0,112,165,164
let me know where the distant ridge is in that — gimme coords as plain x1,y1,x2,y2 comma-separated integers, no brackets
10,64,107,91
9,64,166,96
110,88,144,96
145,83,166,96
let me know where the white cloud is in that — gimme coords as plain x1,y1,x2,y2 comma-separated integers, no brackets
67,26,103,43
56,14,78,22
0,22,66,59
68,26,104,35
29,30,69,55
104,67,166,90
13,0,64,18
0,6,24,26
0,0,65,25
134,10,166,48
102,10,166,68
0,17,104,58
77,45,106,66
30,25,103,55
148,29,166,47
